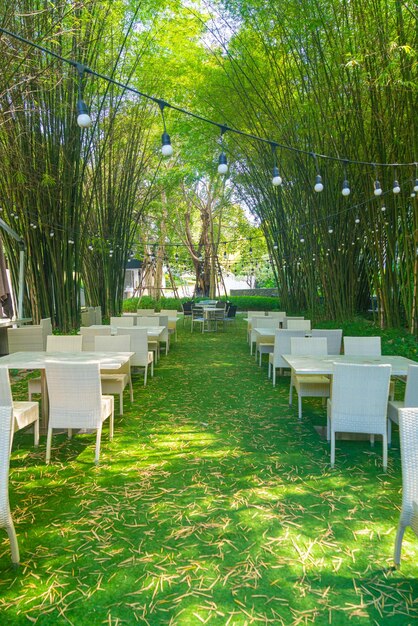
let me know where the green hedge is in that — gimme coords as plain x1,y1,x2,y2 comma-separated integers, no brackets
123,295,282,312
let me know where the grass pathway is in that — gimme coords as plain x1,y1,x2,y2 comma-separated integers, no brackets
1,319,418,625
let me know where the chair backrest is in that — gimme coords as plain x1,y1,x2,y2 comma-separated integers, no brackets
398,407,418,522
94,306,102,325
137,316,160,327
254,317,279,329
247,311,266,318
182,302,193,314
404,364,418,406
81,310,95,327
157,315,169,328
286,319,311,331
311,329,343,355
7,326,44,353
343,336,381,356
226,305,237,318
45,361,103,429
80,326,112,351
266,312,286,319
160,309,178,319
330,362,391,431
46,335,83,352
94,334,131,375
191,307,203,319
290,336,328,356
272,330,306,367
136,309,155,315
216,301,227,309
114,327,149,366
0,367,14,546
40,318,53,348
111,316,134,328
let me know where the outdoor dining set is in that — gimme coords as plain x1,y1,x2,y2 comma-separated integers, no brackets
246,311,418,565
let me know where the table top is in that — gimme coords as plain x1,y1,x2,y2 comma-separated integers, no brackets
0,351,134,370
282,354,417,376
86,325,164,338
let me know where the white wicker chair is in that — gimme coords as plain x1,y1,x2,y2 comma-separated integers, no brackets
250,317,278,355
268,329,306,385
136,317,161,361
246,313,266,344
311,329,343,355
289,337,330,420
0,368,20,565
394,407,418,566
45,361,114,465
28,334,84,400
1,367,39,455
94,335,133,416
344,335,395,399
80,326,111,351
115,327,153,385
110,316,134,329
286,319,311,331
387,364,418,446
327,362,391,469
136,309,155,316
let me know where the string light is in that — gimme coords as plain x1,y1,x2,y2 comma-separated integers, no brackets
311,153,324,192
76,64,92,129
159,101,173,157
271,143,282,186
393,168,401,194
217,126,228,175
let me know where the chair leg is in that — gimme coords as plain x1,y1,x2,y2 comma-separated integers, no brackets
330,430,335,467
94,425,102,465
289,380,293,405
388,418,392,447
298,394,302,420
151,360,154,377
119,391,123,416
6,517,20,565
109,402,114,439
273,368,276,387
144,365,148,387
382,431,388,471
268,362,271,378
394,522,406,567
129,376,134,402
34,417,39,447
46,427,53,464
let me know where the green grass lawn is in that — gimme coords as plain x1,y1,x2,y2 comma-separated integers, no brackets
1,318,418,625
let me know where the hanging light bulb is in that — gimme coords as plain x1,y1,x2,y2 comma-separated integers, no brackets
342,179,350,196
273,243,278,250
328,227,333,234
381,204,386,212
272,165,282,186
414,179,418,192
374,180,382,196
158,101,173,157
300,237,305,243
161,131,173,157
218,152,228,175
77,99,92,128
76,64,92,128
314,174,324,192
393,179,401,194
355,217,360,224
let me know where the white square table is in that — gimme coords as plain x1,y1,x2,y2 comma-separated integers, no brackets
282,354,416,377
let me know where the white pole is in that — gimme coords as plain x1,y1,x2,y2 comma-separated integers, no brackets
18,246,25,319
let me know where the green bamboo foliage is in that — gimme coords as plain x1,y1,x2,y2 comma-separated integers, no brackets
206,0,417,330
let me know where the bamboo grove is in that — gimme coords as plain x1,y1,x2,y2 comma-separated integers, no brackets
0,0,416,332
